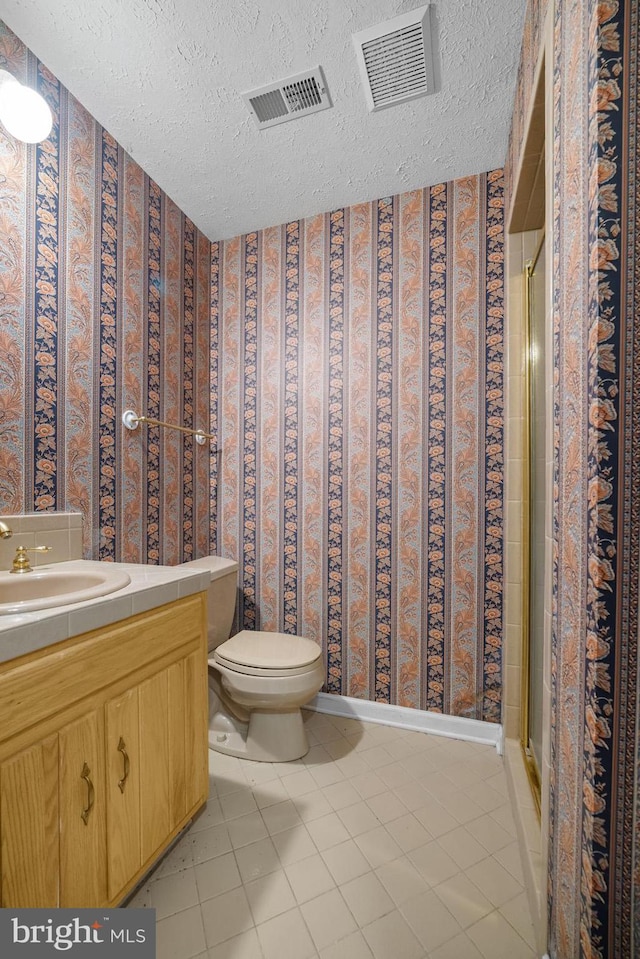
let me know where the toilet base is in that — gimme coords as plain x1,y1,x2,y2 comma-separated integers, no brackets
209,706,309,762
208,675,310,762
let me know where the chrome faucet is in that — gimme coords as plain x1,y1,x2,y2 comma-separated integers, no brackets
0,521,12,539
10,545,52,573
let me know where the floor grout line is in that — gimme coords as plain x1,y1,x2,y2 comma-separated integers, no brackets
133,712,536,959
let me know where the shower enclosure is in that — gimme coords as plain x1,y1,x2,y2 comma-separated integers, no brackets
522,232,546,811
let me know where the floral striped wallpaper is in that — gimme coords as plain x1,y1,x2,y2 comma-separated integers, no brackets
211,172,505,720
0,19,506,723
507,1,640,957
0,23,211,563
2,1,638,954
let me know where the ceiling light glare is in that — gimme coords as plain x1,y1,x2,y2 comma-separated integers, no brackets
0,69,53,143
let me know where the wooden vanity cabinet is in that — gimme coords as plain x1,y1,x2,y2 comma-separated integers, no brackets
59,709,108,906
0,592,208,908
0,736,60,907
106,687,140,901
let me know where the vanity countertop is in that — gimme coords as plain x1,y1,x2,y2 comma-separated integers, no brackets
0,560,210,664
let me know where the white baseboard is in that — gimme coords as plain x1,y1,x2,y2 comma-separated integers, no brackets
306,692,503,753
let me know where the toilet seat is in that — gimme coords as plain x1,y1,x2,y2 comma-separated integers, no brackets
213,630,322,678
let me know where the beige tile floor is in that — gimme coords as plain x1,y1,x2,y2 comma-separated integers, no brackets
128,711,537,959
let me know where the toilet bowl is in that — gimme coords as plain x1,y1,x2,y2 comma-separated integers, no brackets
180,558,324,762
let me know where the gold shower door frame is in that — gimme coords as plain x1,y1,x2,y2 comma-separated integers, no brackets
520,231,546,817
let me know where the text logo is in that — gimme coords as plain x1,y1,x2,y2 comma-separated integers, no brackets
0,909,155,956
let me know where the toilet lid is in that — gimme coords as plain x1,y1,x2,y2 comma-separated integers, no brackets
215,630,321,670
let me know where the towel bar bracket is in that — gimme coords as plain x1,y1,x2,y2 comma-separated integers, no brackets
122,409,212,446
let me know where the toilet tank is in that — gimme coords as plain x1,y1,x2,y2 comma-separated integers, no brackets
180,556,239,651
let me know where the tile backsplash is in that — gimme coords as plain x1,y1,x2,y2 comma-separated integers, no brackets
0,513,83,571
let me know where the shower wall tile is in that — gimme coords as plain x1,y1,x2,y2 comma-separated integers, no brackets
214,171,505,721
0,23,211,563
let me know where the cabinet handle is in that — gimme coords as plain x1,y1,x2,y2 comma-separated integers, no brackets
80,762,95,825
117,737,130,793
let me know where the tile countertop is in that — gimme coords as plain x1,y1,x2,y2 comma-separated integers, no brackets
0,560,211,665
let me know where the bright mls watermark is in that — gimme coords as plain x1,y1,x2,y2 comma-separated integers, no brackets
0,909,155,956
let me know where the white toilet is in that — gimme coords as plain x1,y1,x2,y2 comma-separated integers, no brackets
181,556,324,762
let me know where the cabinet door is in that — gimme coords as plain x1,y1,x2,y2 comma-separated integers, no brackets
164,653,208,830
106,687,141,901
59,710,107,906
138,653,208,866
0,735,59,907
167,660,187,826
183,650,208,812
139,670,171,863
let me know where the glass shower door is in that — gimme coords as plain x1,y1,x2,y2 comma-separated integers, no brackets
523,234,546,805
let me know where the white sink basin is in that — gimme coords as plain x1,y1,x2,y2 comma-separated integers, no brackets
0,568,131,615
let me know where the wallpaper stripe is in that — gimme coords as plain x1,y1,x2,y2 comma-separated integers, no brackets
220,236,241,621
183,228,189,557
139,174,150,560
450,176,481,718
419,187,430,712
145,179,162,563
300,215,325,650
114,136,123,556
475,175,488,721
182,215,194,561
195,230,210,560
242,231,259,629
374,197,394,704
346,202,373,699
624,1,640,948
390,196,400,706
210,241,219,556
165,199,181,565
327,208,345,694
551,0,589,950
66,96,96,558
258,227,282,630
90,125,101,550
396,190,423,710
582,0,622,949
283,221,300,634
97,130,118,560
483,169,505,723
161,198,171,561
0,31,26,514
57,71,68,510
443,182,454,716
23,53,36,513
121,152,144,563
426,182,447,713
33,63,61,513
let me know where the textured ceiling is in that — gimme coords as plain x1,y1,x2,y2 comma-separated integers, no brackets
0,0,526,240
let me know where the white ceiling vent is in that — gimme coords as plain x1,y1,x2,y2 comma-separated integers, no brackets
243,67,332,129
352,5,434,112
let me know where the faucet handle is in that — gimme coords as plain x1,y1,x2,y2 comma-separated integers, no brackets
0,521,12,540
10,545,52,574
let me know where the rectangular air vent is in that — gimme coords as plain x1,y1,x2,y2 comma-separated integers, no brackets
352,5,434,112
243,67,332,129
